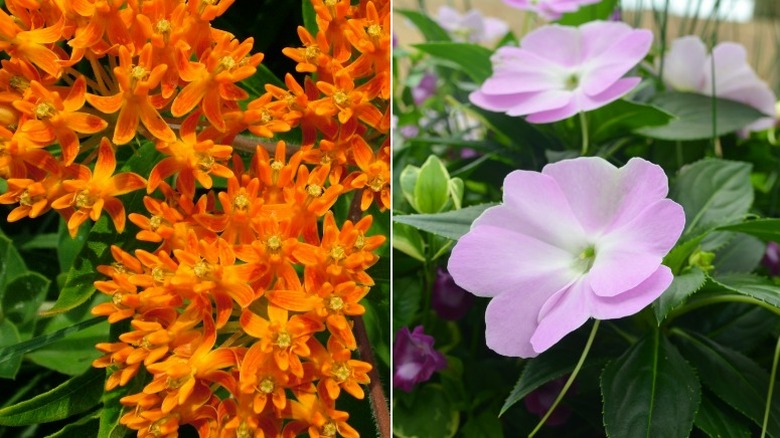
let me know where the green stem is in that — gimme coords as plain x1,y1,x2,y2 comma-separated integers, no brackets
528,320,601,437
579,112,589,156
761,335,780,438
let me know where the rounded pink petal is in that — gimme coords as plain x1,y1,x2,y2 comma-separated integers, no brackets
521,25,582,67
588,265,674,320
580,28,652,96
531,280,590,354
448,220,575,298
589,199,684,297
525,98,580,123
663,36,707,92
470,89,572,117
577,77,641,112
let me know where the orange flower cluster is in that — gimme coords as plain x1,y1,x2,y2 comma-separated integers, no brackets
0,0,389,436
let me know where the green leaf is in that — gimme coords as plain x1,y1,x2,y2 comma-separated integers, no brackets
301,0,317,36
400,164,420,212
392,276,422,333
392,204,496,241
557,0,619,25
239,63,285,99
395,9,451,42
718,219,780,241
413,42,493,83
694,395,752,438
602,332,700,438
636,93,765,140
2,272,49,337
663,233,708,274
58,218,89,273
500,347,577,416
0,317,104,369
18,233,59,251
710,273,780,309
392,222,426,262
45,411,100,438
675,331,780,436
461,410,504,437
653,266,707,324
0,319,22,378
0,367,104,426
587,99,673,143
414,155,451,214
393,384,459,438
713,233,765,274
449,178,464,210
672,159,753,237
0,231,27,294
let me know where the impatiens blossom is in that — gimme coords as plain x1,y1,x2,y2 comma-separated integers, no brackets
393,326,447,391
470,21,652,123
435,6,509,44
448,157,685,357
764,242,780,276
663,36,777,131
412,72,438,105
503,0,600,20
432,268,474,320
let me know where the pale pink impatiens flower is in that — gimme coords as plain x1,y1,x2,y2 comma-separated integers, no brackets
503,0,600,20
435,6,509,44
470,21,652,123
448,157,685,358
663,36,777,131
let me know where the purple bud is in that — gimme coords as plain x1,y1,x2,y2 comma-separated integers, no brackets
393,326,447,392
432,268,474,320
460,148,480,159
764,242,780,276
524,377,573,426
412,73,438,105
399,125,420,138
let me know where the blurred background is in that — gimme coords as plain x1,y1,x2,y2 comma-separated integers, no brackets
394,0,780,92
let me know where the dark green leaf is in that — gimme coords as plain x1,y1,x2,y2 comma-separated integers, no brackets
0,320,22,378
675,331,780,436
392,204,496,241
395,9,451,42
671,159,753,237
0,317,104,369
413,42,493,83
653,266,707,324
393,384,459,438
392,222,426,262
558,0,619,25
392,276,422,333
602,332,700,438
461,410,504,438
2,272,49,337
636,93,765,141
695,394,752,438
0,231,27,294
57,218,89,273
710,273,780,309
239,64,285,99
301,0,317,36
18,233,58,251
718,219,780,241
587,99,673,143
46,411,100,437
500,348,576,416
713,233,765,274
0,367,103,426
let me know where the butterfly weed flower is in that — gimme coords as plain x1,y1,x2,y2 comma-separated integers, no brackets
448,157,685,357
470,21,652,123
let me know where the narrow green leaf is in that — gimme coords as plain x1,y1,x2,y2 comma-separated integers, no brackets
395,9,451,42
671,158,753,237
413,42,493,83
653,267,707,324
18,233,59,251
602,332,700,438
0,320,22,378
718,219,780,241
636,93,765,140
0,317,104,368
392,204,496,241
675,331,780,436
0,232,27,294
302,0,317,36
695,395,752,438
710,273,780,309
45,411,100,437
557,0,618,25
0,367,104,426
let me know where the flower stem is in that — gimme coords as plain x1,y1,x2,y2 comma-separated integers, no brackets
761,335,780,438
579,112,589,155
528,320,601,437
667,294,780,322
354,315,391,438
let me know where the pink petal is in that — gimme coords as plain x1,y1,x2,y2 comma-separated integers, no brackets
525,98,579,123
448,221,575,298
580,27,652,96
521,25,582,67
577,77,640,112
470,89,572,117
531,279,590,354
663,36,707,92
588,266,674,319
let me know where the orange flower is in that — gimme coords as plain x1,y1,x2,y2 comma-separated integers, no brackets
51,137,147,236
285,392,360,438
13,76,107,164
86,44,175,145
313,69,383,127
0,121,59,179
282,26,332,75
0,11,63,77
344,135,390,211
311,337,371,401
310,0,354,63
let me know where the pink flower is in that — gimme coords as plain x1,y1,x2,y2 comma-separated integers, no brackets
435,6,509,44
663,36,777,131
470,21,652,123
393,326,447,392
503,0,600,20
448,157,685,358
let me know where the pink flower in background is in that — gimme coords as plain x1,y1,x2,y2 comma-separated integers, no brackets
393,326,447,391
503,0,600,20
663,36,777,131
435,6,509,44
470,21,652,123
448,157,685,358
412,72,438,105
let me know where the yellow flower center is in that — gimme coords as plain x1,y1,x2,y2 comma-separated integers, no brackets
34,102,56,120
275,331,292,348
167,374,190,389
149,215,164,231
266,235,282,252
304,45,320,62
260,109,272,124
354,234,365,250
332,362,350,382
321,422,337,437
367,24,382,38
75,190,95,209
112,292,124,306
333,91,349,106
197,153,215,172
9,76,29,92
259,377,274,394
327,295,344,312
217,56,236,72
233,194,250,211
307,184,324,198
111,262,128,274
130,66,148,81
324,0,337,6
155,19,171,34
193,260,211,278
236,421,251,438
18,189,34,206
367,175,384,192
151,267,166,283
